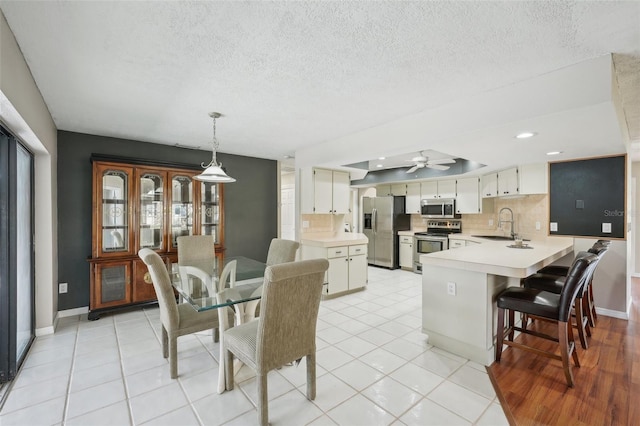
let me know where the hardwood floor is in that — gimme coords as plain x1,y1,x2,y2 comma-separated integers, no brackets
488,277,639,425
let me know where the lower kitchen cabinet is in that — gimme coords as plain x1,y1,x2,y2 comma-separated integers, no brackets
399,235,414,269
301,243,367,296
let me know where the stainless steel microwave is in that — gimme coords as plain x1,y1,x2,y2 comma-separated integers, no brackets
420,198,460,218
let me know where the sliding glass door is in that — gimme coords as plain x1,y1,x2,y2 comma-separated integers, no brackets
0,126,35,384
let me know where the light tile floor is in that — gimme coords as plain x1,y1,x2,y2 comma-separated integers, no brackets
0,267,508,425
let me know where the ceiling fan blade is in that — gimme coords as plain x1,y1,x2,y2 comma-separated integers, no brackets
428,158,456,165
427,164,450,171
406,165,419,173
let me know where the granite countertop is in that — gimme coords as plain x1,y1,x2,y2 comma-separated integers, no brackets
301,232,368,248
420,237,573,278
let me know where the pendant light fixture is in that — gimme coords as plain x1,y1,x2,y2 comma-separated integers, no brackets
194,112,236,183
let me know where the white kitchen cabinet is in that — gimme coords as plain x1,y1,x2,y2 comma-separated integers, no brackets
481,173,498,198
455,177,480,214
405,183,421,214
301,168,350,214
420,181,438,199
376,183,407,196
421,179,456,199
399,235,413,269
301,243,367,296
347,245,367,290
456,177,494,214
449,239,465,249
437,179,457,198
498,167,519,196
519,163,548,194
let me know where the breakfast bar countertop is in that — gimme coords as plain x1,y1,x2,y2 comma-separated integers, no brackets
300,232,368,248
421,236,574,278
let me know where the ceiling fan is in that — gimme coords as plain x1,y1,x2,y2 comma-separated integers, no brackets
406,151,456,173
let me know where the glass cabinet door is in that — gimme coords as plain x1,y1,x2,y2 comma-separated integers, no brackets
93,261,132,309
95,164,134,257
200,181,220,243
169,173,194,251
138,170,166,251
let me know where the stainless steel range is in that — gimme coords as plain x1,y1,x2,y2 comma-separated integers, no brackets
413,220,462,273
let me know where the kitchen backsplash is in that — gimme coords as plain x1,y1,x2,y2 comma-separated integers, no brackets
409,195,549,239
301,213,350,234
300,195,548,239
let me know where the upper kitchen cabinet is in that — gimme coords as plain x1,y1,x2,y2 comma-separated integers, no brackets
405,182,421,214
456,177,494,214
519,163,548,194
481,173,498,198
497,167,519,196
455,177,480,214
376,183,407,196
422,179,456,199
301,168,350,214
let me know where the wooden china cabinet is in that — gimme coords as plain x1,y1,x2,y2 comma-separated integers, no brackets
88,157,224,319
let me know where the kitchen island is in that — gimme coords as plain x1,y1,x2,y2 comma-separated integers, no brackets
420,236,573,365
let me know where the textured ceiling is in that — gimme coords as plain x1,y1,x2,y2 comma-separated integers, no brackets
1,1,639,170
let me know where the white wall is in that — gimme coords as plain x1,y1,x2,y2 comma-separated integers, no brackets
1,11,58,334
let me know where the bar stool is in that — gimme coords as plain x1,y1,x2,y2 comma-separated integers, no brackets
534,241,609,328
521,250,603,349
495,252,598,387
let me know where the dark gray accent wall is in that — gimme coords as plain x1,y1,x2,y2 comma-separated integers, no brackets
57,131,277,311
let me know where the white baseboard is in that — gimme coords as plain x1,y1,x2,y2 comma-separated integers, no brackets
595,307,629,320
35,325,55,336
57,306,89,318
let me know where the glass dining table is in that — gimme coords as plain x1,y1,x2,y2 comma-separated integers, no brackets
170,256,267,393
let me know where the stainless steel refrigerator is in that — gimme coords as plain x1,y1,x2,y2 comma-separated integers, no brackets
363,196,410,269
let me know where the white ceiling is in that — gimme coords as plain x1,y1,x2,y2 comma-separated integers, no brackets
1,1,639,175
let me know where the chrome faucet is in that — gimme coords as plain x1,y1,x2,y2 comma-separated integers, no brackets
498,207,515,239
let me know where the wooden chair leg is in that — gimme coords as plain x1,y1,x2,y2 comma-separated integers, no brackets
558,321,575,387
574,298,589,350
225,350,235,391
507,309,515,341
588,282,598,327
581,296,592,337
566,319,580,368
496,308,505,362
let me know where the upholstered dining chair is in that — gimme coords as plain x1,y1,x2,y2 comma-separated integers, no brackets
223,258,329,426
139,248,225,379
242,238,300,322
495,252,598,387
266,238,300,266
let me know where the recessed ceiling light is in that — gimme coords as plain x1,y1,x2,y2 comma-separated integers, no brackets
378,157,386,160
515,132,537,139
546,151,562,156
376,164,383,168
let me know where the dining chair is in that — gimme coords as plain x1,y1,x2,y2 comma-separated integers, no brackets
138,248,226,379
495,252,598,387
242,238,300,322
266,238,300,266
223,258,329,426
177,235,219,337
